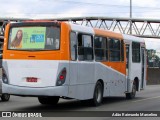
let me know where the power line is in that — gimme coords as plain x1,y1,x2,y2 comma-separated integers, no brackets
50,0,160,10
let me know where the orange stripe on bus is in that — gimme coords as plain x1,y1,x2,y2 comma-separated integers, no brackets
94,28,123,40
102,61,126,75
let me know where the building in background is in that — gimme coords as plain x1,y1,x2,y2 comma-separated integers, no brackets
147,49,160,68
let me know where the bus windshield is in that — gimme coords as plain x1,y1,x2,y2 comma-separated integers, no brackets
8,26,60,50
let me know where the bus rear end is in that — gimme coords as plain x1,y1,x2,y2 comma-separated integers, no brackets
2,21,70,104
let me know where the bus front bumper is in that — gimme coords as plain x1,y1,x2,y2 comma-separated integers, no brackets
2,83,68,97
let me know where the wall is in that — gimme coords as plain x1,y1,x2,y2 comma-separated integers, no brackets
147,68,160,85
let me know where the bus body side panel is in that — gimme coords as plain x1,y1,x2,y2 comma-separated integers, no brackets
68,61,95,100
95,62,126,97
68,61,126,100
68,24,96,100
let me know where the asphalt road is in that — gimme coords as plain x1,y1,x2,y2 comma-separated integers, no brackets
0,85,160,120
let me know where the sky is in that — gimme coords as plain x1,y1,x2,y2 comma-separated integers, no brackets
1,0,160,50
1,0,160,19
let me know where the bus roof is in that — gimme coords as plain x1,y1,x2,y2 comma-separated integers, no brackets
122,34,145,44
69,23,94,34
69,22,144,44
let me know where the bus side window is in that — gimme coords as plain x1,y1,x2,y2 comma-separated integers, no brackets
94,36,106,61
121,40,124,61
132,42,140,63
109,38,121,62
78,34,93,61
70,32,77,61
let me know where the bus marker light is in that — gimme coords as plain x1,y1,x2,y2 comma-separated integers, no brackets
59,75,64,80
56,68,67,86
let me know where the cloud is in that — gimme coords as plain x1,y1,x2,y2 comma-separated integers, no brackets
1,0,118,18
131,0,158,7
0,0,137,18
33,7,89,19
145,38,160,50
0,0,160,50
119,0,158,7
0,0,160,19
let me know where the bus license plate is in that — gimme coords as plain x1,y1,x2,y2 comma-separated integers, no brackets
26,77,38,82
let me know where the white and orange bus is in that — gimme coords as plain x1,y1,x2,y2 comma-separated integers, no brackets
2,21,147,106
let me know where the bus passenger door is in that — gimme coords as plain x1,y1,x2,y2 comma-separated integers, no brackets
141,47,146,89
126,44,130,92
0,78,2,95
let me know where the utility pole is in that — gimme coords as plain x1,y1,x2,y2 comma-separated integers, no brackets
130,0,132,35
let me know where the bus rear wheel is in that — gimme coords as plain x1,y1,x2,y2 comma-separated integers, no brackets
126,81,136,99
1,94,10,101
38,96,59,105
91,81,103,106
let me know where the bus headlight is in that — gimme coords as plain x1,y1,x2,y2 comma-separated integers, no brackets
2,68,9,84
56,68,67,86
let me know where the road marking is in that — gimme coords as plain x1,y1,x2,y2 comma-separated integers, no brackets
132,96,160,102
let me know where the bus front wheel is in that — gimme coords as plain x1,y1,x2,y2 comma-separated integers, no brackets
38,96,59,105
126,81,136,99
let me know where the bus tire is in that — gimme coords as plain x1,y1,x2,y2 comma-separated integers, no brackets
38,96,59,105
126,81,136,99
1,94,10,101
91,81,103,106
